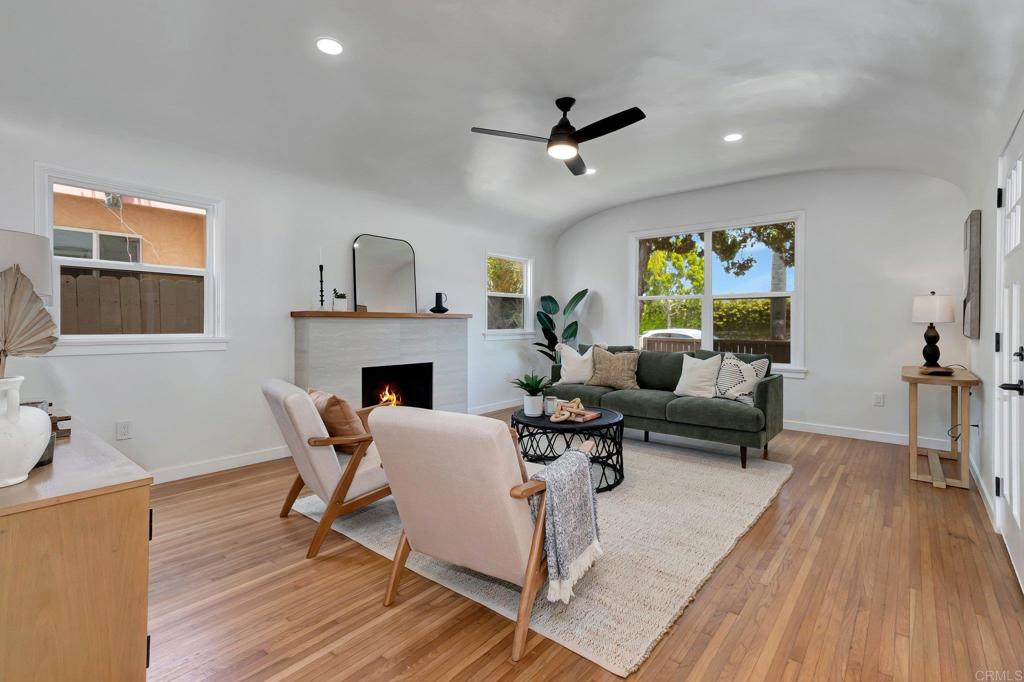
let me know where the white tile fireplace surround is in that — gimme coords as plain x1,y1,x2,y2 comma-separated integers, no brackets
292,311,470,412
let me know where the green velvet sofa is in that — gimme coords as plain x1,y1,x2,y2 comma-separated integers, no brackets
544,345,783,468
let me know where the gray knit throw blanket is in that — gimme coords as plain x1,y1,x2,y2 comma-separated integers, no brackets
528,449,602,603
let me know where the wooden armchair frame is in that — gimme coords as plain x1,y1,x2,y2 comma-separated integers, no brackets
281,404,392,559
382,436,594,662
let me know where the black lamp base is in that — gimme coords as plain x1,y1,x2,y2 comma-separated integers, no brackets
921,322,941,367
920,323,953,375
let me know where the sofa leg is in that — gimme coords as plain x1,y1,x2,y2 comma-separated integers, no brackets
740,446,747,469
763,444,768,459
644,431,649,442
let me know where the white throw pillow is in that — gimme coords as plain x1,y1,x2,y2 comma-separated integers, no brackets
557,343,594,384
673,353,722,398
714,353,770,405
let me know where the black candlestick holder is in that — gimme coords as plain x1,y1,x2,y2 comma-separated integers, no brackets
318,264,324,308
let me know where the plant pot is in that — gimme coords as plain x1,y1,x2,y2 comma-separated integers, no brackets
551,363,562,383
0,377,51,488
523,395,544,417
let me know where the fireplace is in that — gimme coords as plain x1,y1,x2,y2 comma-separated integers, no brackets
361,362,433,408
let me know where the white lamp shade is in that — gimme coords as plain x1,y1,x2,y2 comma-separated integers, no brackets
911,293,955,324
0,229,52,296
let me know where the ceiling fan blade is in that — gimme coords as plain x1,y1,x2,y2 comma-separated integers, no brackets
470,127,548,143
572,107,646,144
564,154,587,176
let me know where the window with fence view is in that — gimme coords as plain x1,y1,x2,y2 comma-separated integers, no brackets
51,183,209,335
637,221,796,364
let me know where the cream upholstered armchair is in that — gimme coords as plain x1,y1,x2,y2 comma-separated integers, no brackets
368,406,593,661
261,379,391,558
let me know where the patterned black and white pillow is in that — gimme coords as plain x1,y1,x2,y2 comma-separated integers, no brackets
714,353,770,405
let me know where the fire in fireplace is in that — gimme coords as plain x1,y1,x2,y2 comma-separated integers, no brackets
361,362,433,409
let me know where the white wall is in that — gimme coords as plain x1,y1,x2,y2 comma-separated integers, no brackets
555,169,970,446
0,117,552,480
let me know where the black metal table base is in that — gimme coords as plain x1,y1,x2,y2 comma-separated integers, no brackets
513,419,624,493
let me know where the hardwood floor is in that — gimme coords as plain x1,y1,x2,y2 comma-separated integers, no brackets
148,418,1024,681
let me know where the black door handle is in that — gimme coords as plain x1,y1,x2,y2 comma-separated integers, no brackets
1014,346,1024,361
999,380,1024,394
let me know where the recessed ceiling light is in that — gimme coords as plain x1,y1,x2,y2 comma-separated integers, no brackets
723,133,743,142
585,168,597,175
316,37,343,55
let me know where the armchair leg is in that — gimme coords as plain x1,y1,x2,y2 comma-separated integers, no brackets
512,492,547,662
306,504,341,559
280,474,305,518
740,446,747,469
384,530,411,606
763,444,768,459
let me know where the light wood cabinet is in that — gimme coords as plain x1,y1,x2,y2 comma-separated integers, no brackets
0,424,152,681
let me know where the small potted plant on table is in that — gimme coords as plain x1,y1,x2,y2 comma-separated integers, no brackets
510,373,552,417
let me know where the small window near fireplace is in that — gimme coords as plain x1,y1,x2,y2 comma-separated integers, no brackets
361,362,433,409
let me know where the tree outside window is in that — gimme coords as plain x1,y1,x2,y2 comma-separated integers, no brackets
637,222,796,364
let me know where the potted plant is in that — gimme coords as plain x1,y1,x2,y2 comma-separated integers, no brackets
510,372,552,417
533,289,588,381
331,288,348,312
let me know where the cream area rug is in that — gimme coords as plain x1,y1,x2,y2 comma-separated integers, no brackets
294,440,792,677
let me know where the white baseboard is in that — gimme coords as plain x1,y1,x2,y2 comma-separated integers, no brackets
469,398,521,415
148,445,289,484
969,456,1000,533
783,419,950,451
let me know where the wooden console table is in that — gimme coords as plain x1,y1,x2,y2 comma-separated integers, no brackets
0,424,152,680
901,366,981,489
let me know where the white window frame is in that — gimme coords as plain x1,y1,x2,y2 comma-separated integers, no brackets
484,252,534,340
53,225,142,263
35,164,229,355
628,210,806,378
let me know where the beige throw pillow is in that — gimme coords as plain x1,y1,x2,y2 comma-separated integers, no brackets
308,389,366,454
556,343,594,384
586,346,640,390
674,353,722,398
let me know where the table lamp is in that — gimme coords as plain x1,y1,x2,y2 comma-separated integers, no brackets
0,228,52,298
911,291,955,375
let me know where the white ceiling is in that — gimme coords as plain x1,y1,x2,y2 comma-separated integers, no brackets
2,0,1023,233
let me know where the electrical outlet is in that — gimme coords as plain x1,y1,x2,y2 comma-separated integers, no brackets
115,421,133,441
872,392,885,407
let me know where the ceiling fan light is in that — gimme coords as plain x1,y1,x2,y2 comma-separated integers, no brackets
547,142,578,160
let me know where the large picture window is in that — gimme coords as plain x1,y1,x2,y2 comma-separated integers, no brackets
635,216,802,370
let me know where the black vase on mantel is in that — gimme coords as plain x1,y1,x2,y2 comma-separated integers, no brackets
430,292,449,314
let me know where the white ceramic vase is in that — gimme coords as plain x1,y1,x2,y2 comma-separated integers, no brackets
523,395,544,418
0,377,50,488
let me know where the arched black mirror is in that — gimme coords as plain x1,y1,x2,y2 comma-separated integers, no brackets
352,234,417,313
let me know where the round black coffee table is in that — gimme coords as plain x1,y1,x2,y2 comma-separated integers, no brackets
511,407,624,493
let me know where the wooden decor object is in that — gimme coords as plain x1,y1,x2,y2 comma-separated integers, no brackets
50,409,71,440
0,423,152,680
901,365,981,489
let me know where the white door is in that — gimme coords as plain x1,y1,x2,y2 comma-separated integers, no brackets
996,113,1024,586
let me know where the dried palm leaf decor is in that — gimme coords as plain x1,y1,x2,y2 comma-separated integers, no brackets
0,265,58,378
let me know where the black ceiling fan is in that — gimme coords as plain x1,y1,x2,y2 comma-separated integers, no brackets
471,97,645,176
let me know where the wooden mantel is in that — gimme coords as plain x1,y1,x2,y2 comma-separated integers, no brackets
291,311,471,319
